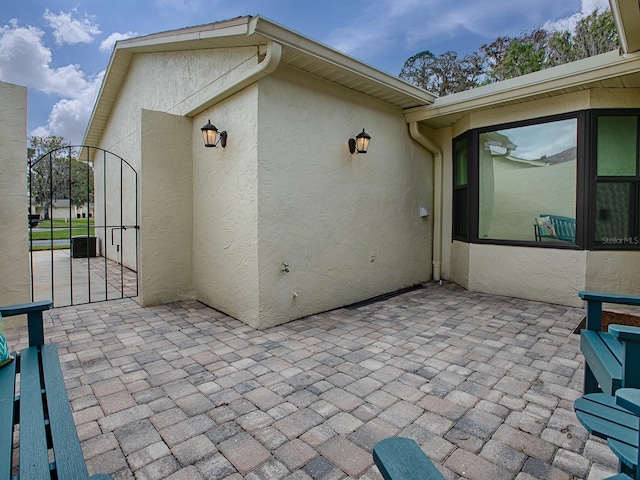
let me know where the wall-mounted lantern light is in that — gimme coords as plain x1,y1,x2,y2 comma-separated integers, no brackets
348,129,371,154
201,120,228,148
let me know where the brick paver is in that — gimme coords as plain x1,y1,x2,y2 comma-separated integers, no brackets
7,282,618,479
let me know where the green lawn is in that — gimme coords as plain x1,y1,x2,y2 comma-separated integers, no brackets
30,228,95,241
37,218,94,229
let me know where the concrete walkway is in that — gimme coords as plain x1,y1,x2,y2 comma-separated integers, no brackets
30,249,136,307
7,284,619,479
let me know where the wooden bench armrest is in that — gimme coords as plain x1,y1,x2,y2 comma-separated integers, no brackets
0,300,53,347
373,438,445,480
0,300,53,317
579,291,640,332
616,388,640,417
609,325,640,342
579,291,640,306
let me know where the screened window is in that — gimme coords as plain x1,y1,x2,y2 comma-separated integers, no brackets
593,114,640,247
453,135,469,240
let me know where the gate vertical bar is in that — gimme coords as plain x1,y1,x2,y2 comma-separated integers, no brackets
29,158,34,301
135,168,139,297
86,146,92,303
103,150,108,299
120,158,124,298
68,147,74,305
48,152,55,305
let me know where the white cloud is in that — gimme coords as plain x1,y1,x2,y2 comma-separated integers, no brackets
43,9,101,46
0,20,51,88
100,31,137,53
44,72,103,143
0,18,103,143
0,20,90,96
544,0,610,32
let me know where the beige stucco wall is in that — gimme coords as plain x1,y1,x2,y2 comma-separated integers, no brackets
139,109,194,305
468,244,587,306
192,85,261,325
585,251,640,296
449,241,470,289
95,47,261,306
254,66,432,328
438,87,640,306
0,81,30,306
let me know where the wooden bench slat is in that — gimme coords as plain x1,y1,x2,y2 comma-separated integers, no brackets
19,346,52,479
574,394,639,444
41,344,90,479
575,408,638,445
0,357,17,480
373,438,445,480
608,438,639,472
581,331,622,394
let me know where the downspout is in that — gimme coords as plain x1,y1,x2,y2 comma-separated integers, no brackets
184,40,282,117
409,122,443,282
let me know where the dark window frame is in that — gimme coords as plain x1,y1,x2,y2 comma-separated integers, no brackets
588,109,640,250
452,112,584,248
452,133,470,241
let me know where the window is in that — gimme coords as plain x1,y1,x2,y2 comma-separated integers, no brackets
592,113,640,248
476,116,578,243
452,110,640,249
453,135,469,240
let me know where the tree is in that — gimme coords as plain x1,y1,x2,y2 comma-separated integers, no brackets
573,9,618,58
400,9,619,96
481,29,548,82
399,50,484,96
28,136,94,219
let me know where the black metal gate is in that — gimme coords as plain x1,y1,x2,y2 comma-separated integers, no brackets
28,146,139,307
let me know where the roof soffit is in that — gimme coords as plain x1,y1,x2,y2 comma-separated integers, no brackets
610,0,640,54
406,50,640,128
83,15,434,146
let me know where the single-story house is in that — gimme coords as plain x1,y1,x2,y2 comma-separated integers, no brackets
80,3,640,328
33,199,94,220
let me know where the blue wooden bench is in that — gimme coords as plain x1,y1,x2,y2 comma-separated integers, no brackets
373,438,444,480
0,300,113,480
578,291,640,395
575,389,640,479
534,214,576,243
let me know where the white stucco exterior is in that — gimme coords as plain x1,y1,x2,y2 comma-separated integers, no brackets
0,81,30,307
87,22,434,328
83,16,640,326
434,86,640,306
253,67,431,327
190,64,432,329
192,84,261,325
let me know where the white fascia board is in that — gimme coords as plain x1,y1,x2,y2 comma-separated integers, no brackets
609,0,640,54
248,16,435,106
115,22,251,51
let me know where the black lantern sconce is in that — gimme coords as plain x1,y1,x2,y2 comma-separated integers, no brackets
348,129,371,154
201,119,228,148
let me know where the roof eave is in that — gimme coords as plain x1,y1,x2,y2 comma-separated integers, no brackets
82,17,254,147
83,15,434,148
405,50,640,125
249,16,435,107
610,0,640,54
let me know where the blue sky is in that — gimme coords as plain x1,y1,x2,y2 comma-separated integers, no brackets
0,0,609,144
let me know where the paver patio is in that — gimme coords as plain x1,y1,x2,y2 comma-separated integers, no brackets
6,282,621,479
